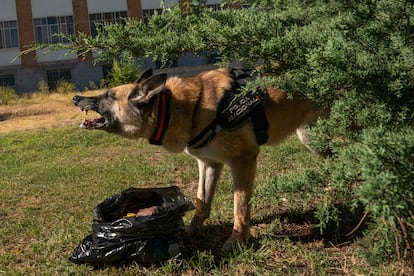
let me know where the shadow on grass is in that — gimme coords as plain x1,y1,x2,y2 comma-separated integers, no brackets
0,112,11,121
254,203,367,245
186,203,367,257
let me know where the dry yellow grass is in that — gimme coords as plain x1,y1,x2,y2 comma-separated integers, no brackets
0,91,103,133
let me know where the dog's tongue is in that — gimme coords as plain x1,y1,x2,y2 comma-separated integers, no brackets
80,117,105,129
80,119,94,128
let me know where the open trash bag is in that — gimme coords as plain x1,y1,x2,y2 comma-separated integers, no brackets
70,186,194,265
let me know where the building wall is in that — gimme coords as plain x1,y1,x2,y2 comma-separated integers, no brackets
87,0,127,13
0,0,17,20
141,0,173,10
0,0,222,93
0,49,20,67
31,0,74,17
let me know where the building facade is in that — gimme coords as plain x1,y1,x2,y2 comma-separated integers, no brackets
0,0,221,93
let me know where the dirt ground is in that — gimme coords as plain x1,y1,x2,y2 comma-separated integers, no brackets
0,93,97,133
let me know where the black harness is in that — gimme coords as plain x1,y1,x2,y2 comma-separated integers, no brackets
187,68,269,149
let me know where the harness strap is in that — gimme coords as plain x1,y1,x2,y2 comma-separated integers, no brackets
149,92,171,145
251,100,269,145
187,119,221,149
187,90,269,149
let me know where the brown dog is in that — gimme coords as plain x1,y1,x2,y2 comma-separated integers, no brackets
73,68,323,249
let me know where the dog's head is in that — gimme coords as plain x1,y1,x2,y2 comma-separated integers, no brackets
73,68,167,138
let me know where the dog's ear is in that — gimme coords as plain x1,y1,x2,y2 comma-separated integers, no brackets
135,68,153,84
129,74,167,104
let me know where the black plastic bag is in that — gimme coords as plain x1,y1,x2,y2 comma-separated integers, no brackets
70,186,194,265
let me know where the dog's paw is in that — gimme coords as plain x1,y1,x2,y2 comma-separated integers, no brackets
186,215,206,236
185,219,202,236
222,230,248,251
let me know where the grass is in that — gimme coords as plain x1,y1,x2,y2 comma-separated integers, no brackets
0,86,15,105
0,127,411,275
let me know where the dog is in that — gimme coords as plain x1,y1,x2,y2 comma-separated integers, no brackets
73,68,325,250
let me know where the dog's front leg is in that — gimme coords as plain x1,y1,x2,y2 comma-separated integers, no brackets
187,159,223,235
223,152,258,250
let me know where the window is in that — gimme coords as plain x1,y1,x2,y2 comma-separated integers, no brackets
89,11,127,37
0,74,15,87
207,51,220,64
142,9,162,23
206,4,222,11
0,20,19,49
33,16,74,44
155,58,177,69
102,64,112,79
47,69,71,89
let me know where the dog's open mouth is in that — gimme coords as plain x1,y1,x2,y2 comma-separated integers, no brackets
80,109,107,129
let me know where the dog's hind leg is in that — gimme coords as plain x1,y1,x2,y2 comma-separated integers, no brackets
187,159,223,235
223,149,259,250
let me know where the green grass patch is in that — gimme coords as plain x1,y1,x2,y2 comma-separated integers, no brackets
0,128,409,274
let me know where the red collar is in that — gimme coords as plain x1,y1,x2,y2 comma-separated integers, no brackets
149,92,171,145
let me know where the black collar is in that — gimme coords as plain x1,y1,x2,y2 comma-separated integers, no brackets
149,92,171,145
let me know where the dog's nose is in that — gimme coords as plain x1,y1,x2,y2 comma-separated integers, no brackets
73,95,82,104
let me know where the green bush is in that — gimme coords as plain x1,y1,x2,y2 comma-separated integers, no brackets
54,80,76,94
37,79,49,94
356,128,414,262
0,86,15,105
106,60,140,87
